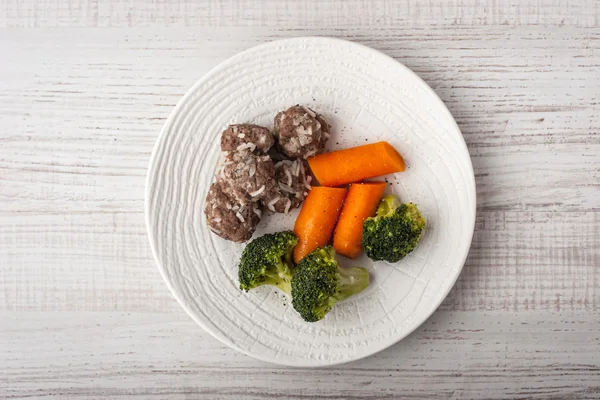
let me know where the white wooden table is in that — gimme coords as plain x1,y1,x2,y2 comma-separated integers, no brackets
2,1,599,398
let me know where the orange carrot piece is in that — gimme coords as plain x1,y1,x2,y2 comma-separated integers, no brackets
308,141,405,187
293,186,348,263
333,182,387,259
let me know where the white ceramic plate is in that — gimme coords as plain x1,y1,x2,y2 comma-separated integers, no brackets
146,37,476,367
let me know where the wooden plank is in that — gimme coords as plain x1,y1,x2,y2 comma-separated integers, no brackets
1,0,599,28
2,311,600,399
443,211,600,312
0,211,174,313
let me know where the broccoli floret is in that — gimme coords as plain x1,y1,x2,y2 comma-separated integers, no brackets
291,246,370,322
362,194,426,263
238,231,298,294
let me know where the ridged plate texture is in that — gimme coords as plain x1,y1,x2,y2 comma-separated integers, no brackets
146,37,476,367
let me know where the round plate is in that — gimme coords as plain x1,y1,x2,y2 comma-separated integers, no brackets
146,37,476,367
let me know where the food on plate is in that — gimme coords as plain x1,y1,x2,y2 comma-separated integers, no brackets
293,186,348,263
220,124,275,154
205,106,334,243
216,150,276,204
307,141,405,186
362,194,426,263
291,246,370,322
238,231,298,294
333,181,387,259
262,159,311,214
202,105,428,324
204,182,262,243
274,105,330,159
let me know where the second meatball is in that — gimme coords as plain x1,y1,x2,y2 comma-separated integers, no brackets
262,159,311,214
216,150,276,204
273,105,330,159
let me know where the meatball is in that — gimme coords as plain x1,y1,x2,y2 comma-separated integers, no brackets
220,124,275,154
262,159,311,214
273,105,330,159
216,150,275,204
204,182,262,243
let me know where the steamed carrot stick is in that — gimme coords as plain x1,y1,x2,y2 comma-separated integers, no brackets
333,182,387,259
293,186,348,263
308,141,405,187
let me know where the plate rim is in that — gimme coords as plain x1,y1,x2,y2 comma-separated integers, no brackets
145,36,477,367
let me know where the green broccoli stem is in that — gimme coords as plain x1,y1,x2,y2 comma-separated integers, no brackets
337,266,370,301
263,260,293,295
283,245,294,272
376,194,402,217
262,273,292,294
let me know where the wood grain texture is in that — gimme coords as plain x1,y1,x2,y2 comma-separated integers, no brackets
1,0,600,398
1,0,599,28
3,311,600,399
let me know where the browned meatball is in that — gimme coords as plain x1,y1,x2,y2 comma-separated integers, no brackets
216,150,275,204
273,105,330,159
204,182,261,243
220,124,275,154
262,159,311,214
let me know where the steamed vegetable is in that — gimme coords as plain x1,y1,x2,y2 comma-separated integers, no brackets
362,195,426,263
333,182,387,259
307,141,405,186
293,186,347,263
238,231,298,294
291,246,370,322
